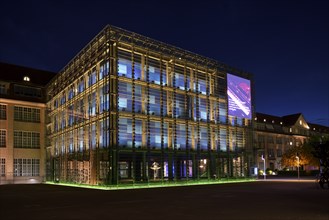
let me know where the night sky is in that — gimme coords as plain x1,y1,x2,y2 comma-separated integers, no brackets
1,0,328,126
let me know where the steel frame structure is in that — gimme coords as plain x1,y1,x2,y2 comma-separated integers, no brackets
46,25,254,186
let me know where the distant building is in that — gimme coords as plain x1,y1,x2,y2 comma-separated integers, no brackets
0,62,56,184
45,25,254,185
254,112,329,173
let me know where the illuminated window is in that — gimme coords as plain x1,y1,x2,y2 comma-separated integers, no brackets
99,84,110,113
99,60,109,80
299,120,302,125
14,158,40,176
118,82,132,112
118,118,132,147
23,76,30,81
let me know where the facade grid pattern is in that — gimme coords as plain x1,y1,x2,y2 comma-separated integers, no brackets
46,26,253,186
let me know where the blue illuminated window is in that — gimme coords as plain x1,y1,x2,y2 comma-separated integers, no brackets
199,97,208,121
135,119,142,148
219,103,227,123
91,123,96,149
60,93,66,105
186,75,191,91
100,84,109,113
134,55,142,80
118,58,132,78
149,88,161,115
199,79,207,95
148,58,163,85
118,82,132,112
88,69,97,87
118,118,132,148
219,128,227,151
149,121,161,149
163,122,168,148
174,93,186,118
99,60,109,79
79,128,84,152
69,131,73,153
78,78,85,93
174,73,185,90
88,92,96,116
68,87,75,100
162,92,167,116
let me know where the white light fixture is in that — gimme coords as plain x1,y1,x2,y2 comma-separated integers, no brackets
23,76,30,82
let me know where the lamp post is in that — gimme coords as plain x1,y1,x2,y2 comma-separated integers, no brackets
261,155,266,180
296,156,300,180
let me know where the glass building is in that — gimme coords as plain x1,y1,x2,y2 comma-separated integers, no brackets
46,25,254,185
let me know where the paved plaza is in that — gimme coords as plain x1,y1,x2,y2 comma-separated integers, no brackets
0,179,328,220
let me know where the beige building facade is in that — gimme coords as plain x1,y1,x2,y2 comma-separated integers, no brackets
254,112,329,173
0,62,56,184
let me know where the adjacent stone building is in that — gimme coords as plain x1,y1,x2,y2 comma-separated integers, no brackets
0,62,56,184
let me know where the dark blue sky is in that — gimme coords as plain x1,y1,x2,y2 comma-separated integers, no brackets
1,0,328,126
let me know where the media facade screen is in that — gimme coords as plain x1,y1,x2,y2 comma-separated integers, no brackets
227,73,252,119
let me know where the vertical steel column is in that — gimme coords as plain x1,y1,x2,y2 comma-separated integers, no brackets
160,56,165,182
131,45,136,183
109,37,118,185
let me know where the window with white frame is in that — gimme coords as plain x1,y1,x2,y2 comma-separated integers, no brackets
14,131,40,148
14,106,40,122
0,104,6,119
0,130,6,147
0,158,5,176
14,158,40,176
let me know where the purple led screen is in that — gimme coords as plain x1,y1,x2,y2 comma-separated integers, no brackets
227,73,252,119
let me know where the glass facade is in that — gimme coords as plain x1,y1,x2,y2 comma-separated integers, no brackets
46,26,253,186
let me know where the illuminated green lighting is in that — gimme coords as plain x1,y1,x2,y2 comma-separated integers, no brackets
46,178,256,190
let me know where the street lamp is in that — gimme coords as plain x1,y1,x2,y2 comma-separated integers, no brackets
296,155,300,180
261,155,266,180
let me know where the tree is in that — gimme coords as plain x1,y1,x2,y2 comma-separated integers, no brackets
281,139,319,169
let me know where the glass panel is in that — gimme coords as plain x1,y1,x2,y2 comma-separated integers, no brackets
200,126,208,150
149,121,161,149
118,118,132,148
149,88,161,115
175,124,186,150
118,82,132,112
